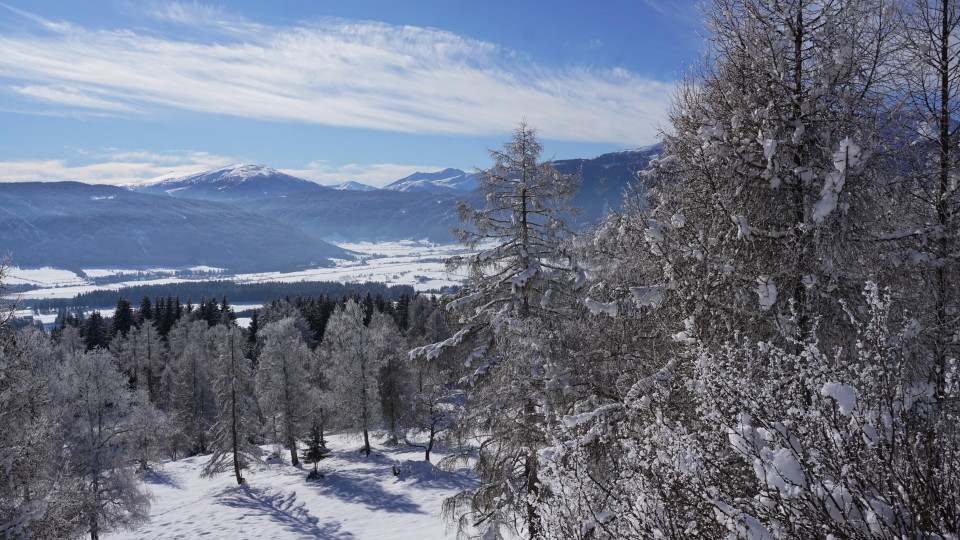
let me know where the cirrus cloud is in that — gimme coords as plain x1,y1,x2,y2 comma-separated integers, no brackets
0,3,672,145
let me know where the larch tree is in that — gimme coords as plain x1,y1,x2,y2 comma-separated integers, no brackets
60,350,150,540
204,326,261,484
645,0,896,348
372,311,410,446
256,317,312,466
419,122,580,539
0,326,80,539
890,0,960,402
320,299,382,457
164,320,216,456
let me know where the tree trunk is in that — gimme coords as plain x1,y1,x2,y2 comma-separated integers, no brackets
289,436,299,466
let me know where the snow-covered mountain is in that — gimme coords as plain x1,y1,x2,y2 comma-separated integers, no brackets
382,168,477,193
129,163,327,200
331,180,379,191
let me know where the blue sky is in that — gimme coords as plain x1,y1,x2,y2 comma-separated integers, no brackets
0,0,702,187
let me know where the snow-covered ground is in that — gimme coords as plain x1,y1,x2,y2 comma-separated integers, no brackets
7,241,474,302
106,433,475,540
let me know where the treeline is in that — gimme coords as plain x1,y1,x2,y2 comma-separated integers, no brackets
24,279,417,311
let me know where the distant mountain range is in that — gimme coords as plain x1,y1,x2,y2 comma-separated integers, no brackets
0,146,658,272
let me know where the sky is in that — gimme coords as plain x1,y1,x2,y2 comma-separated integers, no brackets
0,0,703,187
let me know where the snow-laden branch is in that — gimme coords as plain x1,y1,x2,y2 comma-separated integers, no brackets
409,324,476,360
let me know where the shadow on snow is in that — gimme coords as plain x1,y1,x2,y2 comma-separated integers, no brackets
307,451,425,515
217,484,355,539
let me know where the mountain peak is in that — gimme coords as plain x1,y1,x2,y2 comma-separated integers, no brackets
383,168,477,193
128,163,326,200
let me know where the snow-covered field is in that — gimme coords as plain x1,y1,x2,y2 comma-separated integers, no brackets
107,433,476,540
7,241,473,302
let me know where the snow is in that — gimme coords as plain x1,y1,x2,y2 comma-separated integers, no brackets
820,382,856,416
8,242,472,304
510,262,539,292
104,433,475,540
583,298,618,317
630,286,663,307
756,276,777,311
5,267,87,287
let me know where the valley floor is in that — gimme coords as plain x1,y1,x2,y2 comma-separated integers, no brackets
105,433,475,540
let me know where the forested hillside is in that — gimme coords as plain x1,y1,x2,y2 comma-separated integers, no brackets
2,0,959,539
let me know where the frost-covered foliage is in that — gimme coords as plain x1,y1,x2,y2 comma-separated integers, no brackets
164,320,217,457
645,0,895,347
256,317,313,466
318,300,385,457
204,326,261,484
0,327,82,539
61,351,152,540
427,122,583,540
537,286,960,539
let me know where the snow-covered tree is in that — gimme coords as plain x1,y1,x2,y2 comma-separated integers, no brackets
646,0,896,347
0,327,81,539
122,389,169,474
320,300,382,457
373,312,410,446
422,122,580,539
164,320,216,456
887,0,960,402
256,317,312,466
61,350,150,540
204,326,261,484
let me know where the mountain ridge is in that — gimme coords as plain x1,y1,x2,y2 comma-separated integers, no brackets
129,163,328,201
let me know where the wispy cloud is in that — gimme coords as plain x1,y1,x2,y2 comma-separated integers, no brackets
0,149,233,184
0,4,673,145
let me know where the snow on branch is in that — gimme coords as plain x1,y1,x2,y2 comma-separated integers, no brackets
409,324,476,360
624,358,678,407
630,286,664,308
583,298,618,317
511,262,540,293
756,276,777,311
445,291,484,312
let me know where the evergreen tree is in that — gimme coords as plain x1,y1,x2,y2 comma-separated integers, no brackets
302,424,330,480
111,297,136,338
82,311,111,351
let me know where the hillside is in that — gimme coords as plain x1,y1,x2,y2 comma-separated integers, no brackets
0,182,347,272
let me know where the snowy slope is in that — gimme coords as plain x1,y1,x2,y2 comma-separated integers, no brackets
129,164,327,200
106,433,475,540
382,168,477,193
331,181,379,191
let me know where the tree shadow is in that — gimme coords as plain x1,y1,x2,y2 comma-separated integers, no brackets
391,460,477,491
141,467,181,489
308,468,425,514
218,484,355,539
